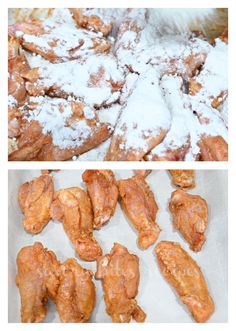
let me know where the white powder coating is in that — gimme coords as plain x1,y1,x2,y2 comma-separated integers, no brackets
21,20,108,61
115,12,211,76
8,95,18,107
149,74,228,160
38,54,124,107
218,97,228,127
113,69,171,151
193,38,228,104
25,96,100,149
9,8,228,161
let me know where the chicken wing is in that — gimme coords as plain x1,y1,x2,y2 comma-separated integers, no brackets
8,37,30,104
50,187,102,261
8,97,112,161
18,174,54,234
155,241,214,322
82,170,118,229
56,258,95,322
169,170,195,189
105,69,171,161
95,243,146,323
16,242,60,323
169,189,208,252
21,54,124,108
9,20,111,63
118,175,160,249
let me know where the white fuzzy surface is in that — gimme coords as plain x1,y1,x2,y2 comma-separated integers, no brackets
147,8,217,34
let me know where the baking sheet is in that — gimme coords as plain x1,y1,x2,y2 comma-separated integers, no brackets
8,170,228,323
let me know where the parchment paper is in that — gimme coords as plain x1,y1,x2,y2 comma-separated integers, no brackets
8,170,228,323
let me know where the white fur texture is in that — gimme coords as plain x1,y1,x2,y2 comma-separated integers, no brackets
147,9,217,34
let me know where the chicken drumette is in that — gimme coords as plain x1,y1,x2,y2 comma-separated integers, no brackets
169,170,195,189
18,174,54,234
156,241,214,323
16,242,60,323
169,189,208,252
50,187,102,261
82,170,118,229
96,243,146,323
118,175,160,249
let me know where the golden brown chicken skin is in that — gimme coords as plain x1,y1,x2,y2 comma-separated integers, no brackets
8,37,30,104
96,243,146,323
169,189,208,252
16,242,60,323
155,241,214,323
134,170,152,177
82,170,118,229
70,9,112,36
56,258,95,323
169,170,195,189
18,174,54,234
118,175,160,249
50,187,102,261
198,136,228,161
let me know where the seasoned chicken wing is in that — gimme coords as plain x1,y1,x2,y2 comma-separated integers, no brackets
56,258,95,322
155,241,214,322
18,174,54,234
8,37,30,104
9,20,111,63
96,243,146,323
82,170,118,229
8,97,112,161
16,242,60,323
118,175,160,249
169,189,208,252
50,187,102,261
169,170,195,189
21,54,124,108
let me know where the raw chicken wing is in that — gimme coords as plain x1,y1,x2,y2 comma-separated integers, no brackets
96,243,146,323
118,175,160,249
82,170,118,229
56,258,95,322
155,241,214,322
50,187,102,261
169,189,208,252
16,242,60,323
18,174,54,233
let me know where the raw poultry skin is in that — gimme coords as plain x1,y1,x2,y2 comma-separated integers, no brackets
118,175,160,249
169,189,208,252
134,170,152,177
16,242,60,323
169,170,195,189
50,187,102,261
56,258,95,322
155,241,214,322
82,170,119,229
18,174,54,233
95,243,146,323
16,243,96,323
